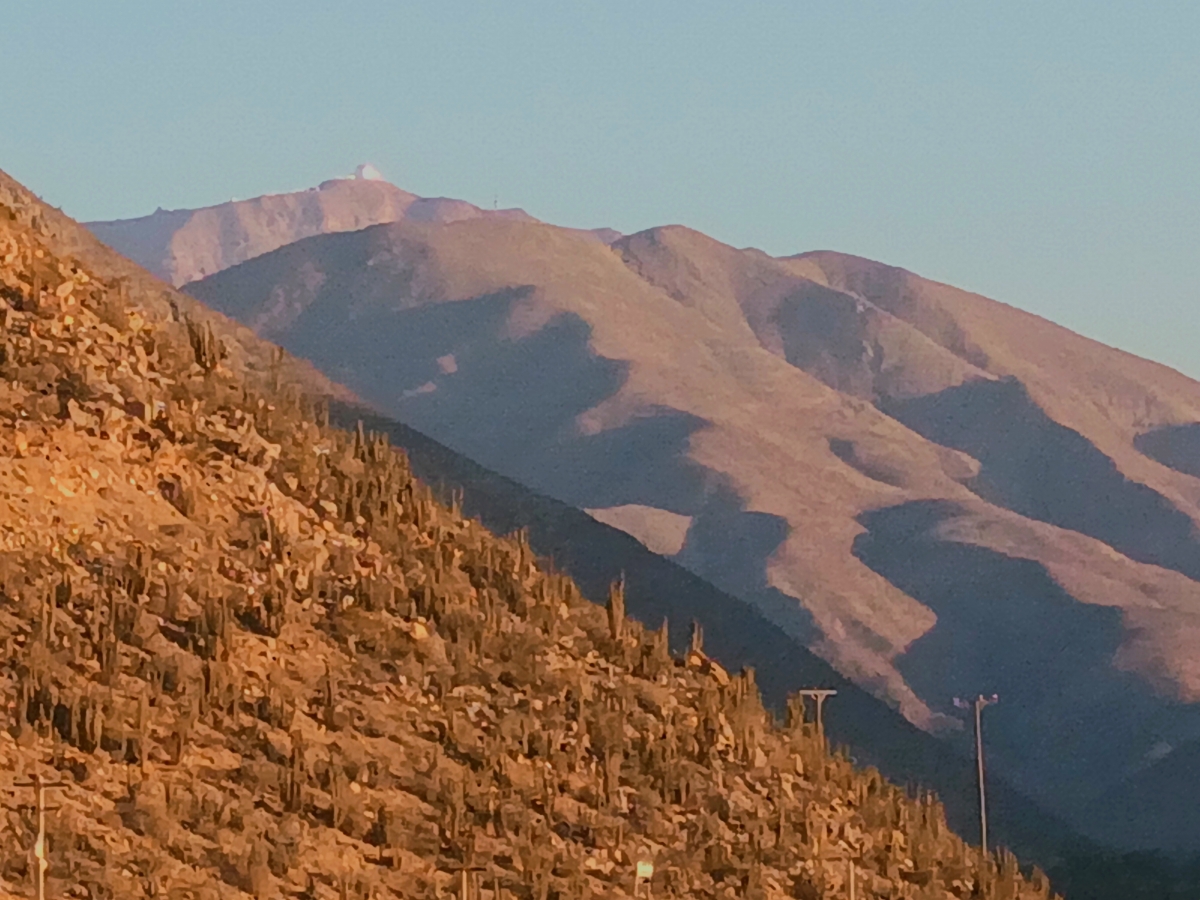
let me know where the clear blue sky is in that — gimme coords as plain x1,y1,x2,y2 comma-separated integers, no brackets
3,2,1198,377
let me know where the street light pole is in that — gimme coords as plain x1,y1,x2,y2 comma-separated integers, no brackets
956,693,998,854
797,689,838,745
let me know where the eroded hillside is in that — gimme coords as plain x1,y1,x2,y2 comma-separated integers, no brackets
0,177,1063,898
184,213,1200,848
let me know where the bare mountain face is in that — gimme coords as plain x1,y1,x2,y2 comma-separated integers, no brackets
179,213,1200,851
86,169,618,288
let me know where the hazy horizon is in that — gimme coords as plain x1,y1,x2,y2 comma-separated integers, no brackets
3,2,1198,378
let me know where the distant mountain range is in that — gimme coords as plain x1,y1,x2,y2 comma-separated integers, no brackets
92,172,1200,852
87,167,619,287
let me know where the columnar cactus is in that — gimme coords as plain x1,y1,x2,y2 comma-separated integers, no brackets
185,316,224,374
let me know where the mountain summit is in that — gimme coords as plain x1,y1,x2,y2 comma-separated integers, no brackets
85,171,542,287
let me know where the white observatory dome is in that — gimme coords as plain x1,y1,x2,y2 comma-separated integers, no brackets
354,163,386,181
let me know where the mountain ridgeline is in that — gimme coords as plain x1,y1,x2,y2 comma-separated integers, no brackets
86,173,617,289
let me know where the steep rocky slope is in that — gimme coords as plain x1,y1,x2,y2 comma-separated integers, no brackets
184,215,1200,848
86,172,616,288
331,405,1097,869
0,172,1066,899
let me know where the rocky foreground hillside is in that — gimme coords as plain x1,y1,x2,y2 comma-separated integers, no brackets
0,181,1063,898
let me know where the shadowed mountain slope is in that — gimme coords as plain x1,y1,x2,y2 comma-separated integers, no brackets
183,213,1200,848
1077,737,1200,852
1135,423,1200,481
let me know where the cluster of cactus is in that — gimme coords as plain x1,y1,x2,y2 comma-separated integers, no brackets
185,315,225,374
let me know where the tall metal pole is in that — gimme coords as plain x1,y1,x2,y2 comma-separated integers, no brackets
35,775,46,900
955,693,998,855
974,698,988,855
12,773,65,900
971,694,998,855
798,689,838,744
